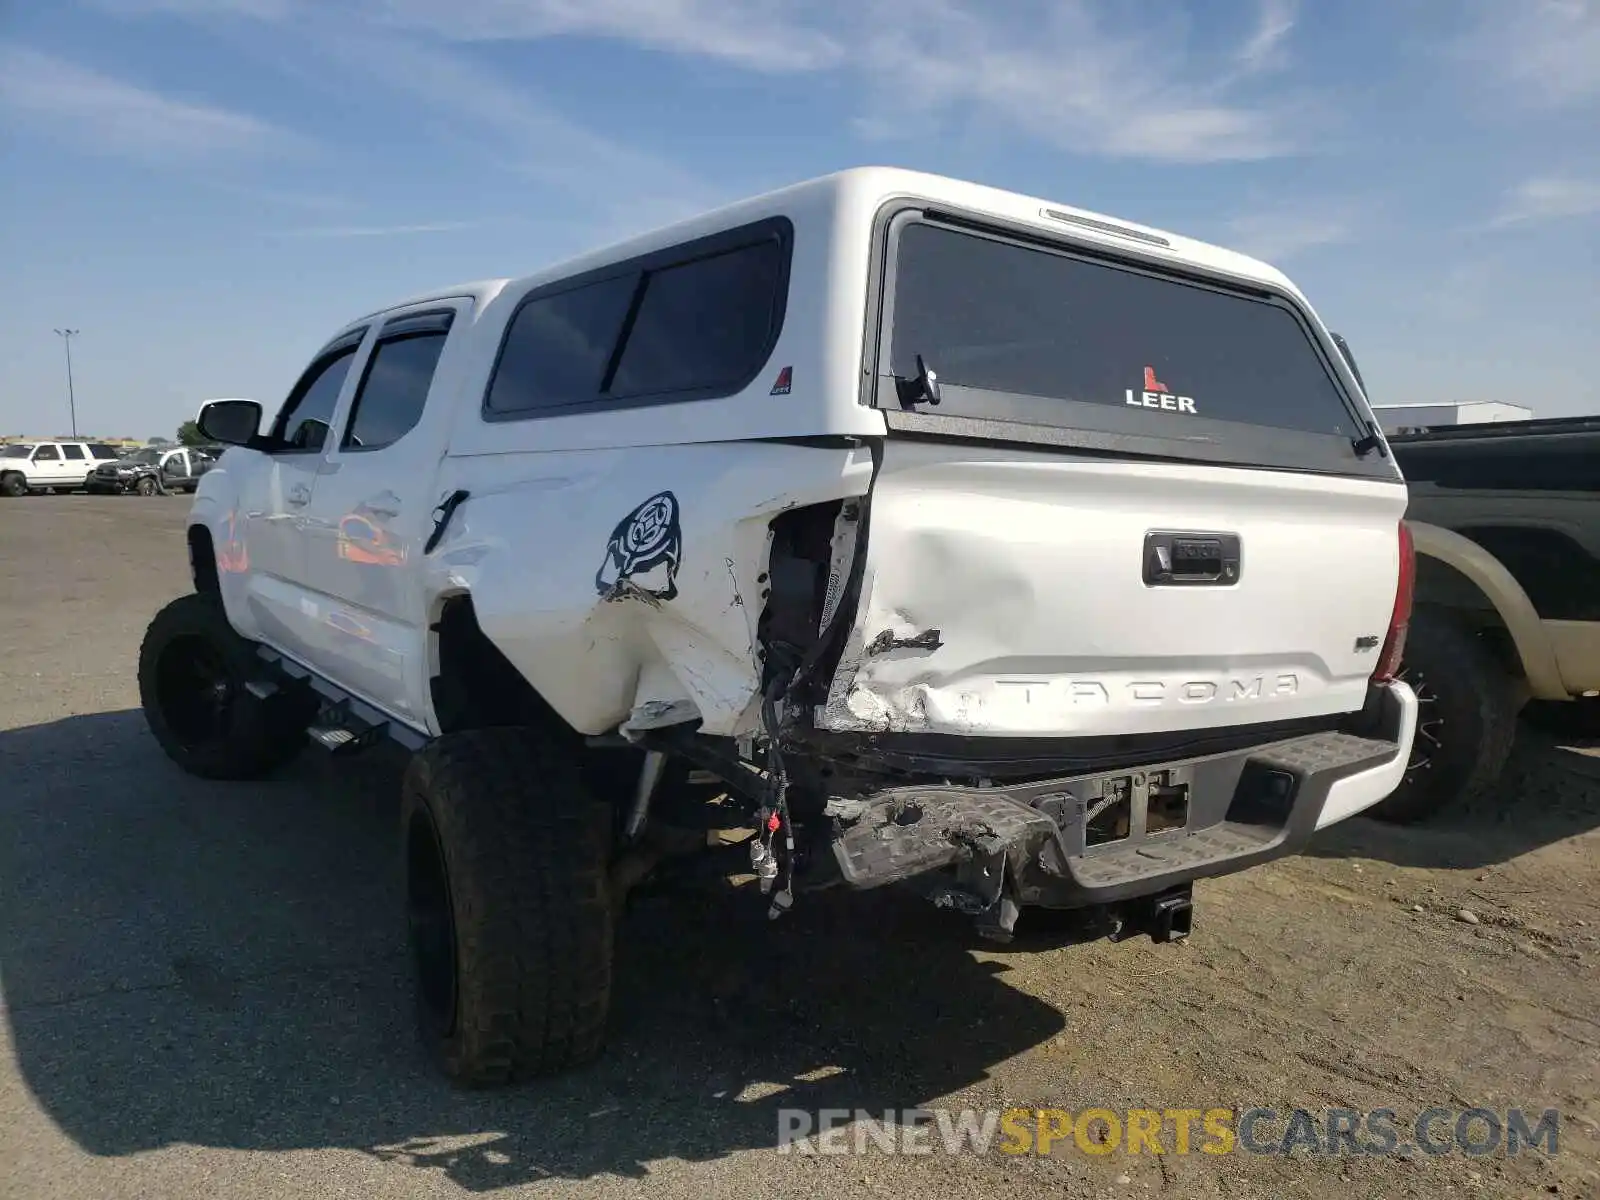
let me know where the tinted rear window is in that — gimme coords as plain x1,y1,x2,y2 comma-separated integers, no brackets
609,241,786,397
343,330,450,451
486,275,637,415
887,222,1359,438
486,219,790,418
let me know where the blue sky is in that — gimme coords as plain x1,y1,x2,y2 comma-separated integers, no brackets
2,0,1597,440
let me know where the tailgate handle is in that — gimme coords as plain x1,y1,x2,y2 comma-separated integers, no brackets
1143,532,1241,587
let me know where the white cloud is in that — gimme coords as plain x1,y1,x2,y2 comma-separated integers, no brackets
1223,208,1354,262
274,221,476,237
91,0,297,15
0,44,298,161
371,0,846,71
83,0,1319,166
1236,0,1299,74
92,0,724,227
846,0,1313,163
308,29,719,225
203,181,357,211
356,0,1313,163
1490,176,1600,226
1460,0,1600,109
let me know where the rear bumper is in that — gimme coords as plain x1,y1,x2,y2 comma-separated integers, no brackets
1313,680,1416,829
827,680,1417,911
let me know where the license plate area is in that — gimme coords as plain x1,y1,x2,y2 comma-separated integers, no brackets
1060,768,1194,851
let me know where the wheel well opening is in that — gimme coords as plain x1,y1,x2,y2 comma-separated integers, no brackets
1455,524,1600,623
187,525,219,595
1414,552,1525,681
429,594,570,735
430,594,657,812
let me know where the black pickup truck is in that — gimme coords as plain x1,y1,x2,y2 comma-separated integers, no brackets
1375,415,1600,821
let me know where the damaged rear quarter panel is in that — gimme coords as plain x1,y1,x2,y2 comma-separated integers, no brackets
424,442,873,737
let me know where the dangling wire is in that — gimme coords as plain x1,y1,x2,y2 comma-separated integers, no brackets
761,679,796,919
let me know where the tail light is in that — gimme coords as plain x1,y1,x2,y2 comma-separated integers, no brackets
1373,520,1415,684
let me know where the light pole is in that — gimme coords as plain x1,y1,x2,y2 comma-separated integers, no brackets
53,328,80,438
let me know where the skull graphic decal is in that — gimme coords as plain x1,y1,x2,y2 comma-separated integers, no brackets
595,491,683,601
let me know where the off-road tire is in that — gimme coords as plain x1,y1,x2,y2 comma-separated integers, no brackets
135,476,158,496
401,728,615,1086
0,473,26,497
138,592,312,779
1369,610,1519,824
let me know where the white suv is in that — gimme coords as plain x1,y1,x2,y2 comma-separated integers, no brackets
0,441,124,495
137,167,1418,1085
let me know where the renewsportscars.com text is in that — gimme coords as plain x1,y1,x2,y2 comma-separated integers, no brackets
777,1106,1561,1158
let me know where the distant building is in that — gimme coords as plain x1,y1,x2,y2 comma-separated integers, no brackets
1371,401,1533,436
1,435,144,447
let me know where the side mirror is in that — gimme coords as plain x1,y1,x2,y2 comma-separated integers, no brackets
197,400,264,447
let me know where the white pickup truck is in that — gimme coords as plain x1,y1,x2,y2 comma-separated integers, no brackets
0,440,124,495
138,167,1417,1085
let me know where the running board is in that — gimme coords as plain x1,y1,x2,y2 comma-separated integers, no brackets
306,709,392,757
254,647,429,752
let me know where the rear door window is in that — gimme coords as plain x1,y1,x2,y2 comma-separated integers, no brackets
882,220,1375,470
342,314,453,451
62,444,85,460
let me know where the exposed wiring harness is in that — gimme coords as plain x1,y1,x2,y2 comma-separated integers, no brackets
759,680,796,919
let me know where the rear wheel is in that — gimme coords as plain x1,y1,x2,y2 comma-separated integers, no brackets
402,728,615,1085
1369,610,1518,824
137,592,313,779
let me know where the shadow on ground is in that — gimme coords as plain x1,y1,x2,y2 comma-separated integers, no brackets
0,711,1062,1191
1308,723,1600,869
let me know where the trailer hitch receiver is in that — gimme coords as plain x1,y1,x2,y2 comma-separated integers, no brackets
1109,884,1194,944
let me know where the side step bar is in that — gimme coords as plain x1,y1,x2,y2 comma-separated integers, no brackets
253,646,429,753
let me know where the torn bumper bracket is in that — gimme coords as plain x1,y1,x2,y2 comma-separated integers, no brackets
825,726,1403,934
826,786,1066,939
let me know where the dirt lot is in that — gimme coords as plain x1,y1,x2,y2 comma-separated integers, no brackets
1,496,1597,1200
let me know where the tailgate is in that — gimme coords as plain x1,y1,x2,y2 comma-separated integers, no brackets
817,440,1407,738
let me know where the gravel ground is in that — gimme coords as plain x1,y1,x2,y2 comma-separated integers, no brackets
1,495,1597,1200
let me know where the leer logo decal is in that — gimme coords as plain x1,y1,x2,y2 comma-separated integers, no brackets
1126,365,1197,415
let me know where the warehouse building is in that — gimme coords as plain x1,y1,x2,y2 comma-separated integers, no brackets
1371,401,1533,435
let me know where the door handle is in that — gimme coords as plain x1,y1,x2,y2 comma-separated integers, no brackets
286,483,312,507
1143,531,1242,586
